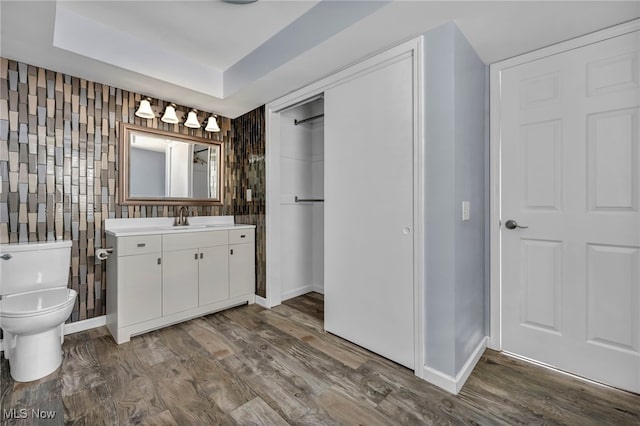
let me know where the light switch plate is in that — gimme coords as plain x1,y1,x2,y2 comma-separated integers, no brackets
246,189,252,202
462,201,470,221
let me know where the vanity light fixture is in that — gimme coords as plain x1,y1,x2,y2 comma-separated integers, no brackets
161,103,180,124
136,99,221,132
134,98,155,119
184,109,201,129
205,115,220,132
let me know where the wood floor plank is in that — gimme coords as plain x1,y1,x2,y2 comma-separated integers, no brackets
317,386,394,426
153,322,211,361
98,361,166,425
58,339,105,397
147,357,236,426
261,309,368,370
220,351,338,425
378,385,502,426
2,293,639,425
459,351,640,425
183,316,241,359
270,303,324,333
62,383,119,426
223,303,394,407
131,331,176,367
230,396,290,426
135,410,179,426
184,353,258,413
215,310,333,397
283,294,324,321
304,291,325,301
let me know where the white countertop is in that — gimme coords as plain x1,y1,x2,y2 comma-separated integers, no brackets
105,216,255,237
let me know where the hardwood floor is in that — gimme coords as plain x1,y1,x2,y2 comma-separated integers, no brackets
2,292,639,425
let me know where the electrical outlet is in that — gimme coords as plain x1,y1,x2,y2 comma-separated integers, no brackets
246,189,252,202
462,201,470,221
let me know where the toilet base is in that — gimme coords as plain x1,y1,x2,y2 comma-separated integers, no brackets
7,326,63,382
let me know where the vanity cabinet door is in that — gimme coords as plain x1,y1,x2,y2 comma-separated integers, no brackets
163,249,199,315
198,246,229,306
229,242,255,298
119,253,162,327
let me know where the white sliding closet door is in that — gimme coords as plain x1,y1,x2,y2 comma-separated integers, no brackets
324,55,415,368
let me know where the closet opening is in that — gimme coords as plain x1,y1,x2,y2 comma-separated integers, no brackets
277,96,325,314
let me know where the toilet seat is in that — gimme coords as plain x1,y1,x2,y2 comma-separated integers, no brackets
0,287,76,318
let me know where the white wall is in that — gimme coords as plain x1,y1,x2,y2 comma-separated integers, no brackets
311,115,324,293
423,23,486,378
279,99,324,300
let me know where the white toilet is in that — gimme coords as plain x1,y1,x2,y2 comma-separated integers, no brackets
0,240,77,382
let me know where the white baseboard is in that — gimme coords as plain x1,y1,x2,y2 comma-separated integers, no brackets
281,285,314,302
63,315,107,335
422,336,487,394
312,285,324,294
255,295,268,307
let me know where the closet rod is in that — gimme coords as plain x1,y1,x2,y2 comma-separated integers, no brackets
295,196,324,203
294,114,324,126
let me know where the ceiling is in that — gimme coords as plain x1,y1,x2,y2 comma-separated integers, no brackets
1,1,638,118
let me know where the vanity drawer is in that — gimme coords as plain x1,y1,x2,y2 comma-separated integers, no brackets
117,235,161,256
163,230,228,251
229,229,254,244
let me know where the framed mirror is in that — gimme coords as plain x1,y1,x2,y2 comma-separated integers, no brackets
119,123,224,205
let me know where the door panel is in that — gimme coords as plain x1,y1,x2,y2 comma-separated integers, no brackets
163,249,199,315
199,245,229,306
229,243,255,298
324,56,415,369
118,253,162,327
500,30,640,392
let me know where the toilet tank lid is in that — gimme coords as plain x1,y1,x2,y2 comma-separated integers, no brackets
0,240,72,252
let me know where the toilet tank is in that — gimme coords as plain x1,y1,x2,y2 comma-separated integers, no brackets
0,240,72,296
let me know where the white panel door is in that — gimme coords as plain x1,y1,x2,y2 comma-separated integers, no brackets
501,31,640,392
324,55,415,369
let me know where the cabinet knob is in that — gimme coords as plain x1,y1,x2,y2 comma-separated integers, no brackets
230,249,234,255
194,253,198,260
137,243,146,247
200,253,203,259
157,258,161,265
240,234,246,238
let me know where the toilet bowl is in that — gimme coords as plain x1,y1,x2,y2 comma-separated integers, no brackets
0,240,77,382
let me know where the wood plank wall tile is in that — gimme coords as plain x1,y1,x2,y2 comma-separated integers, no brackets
232,107,266,298
0,59,267,322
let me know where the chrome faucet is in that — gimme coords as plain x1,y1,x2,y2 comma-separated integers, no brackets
174,206,190,226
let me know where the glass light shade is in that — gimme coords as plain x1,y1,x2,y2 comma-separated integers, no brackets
135,98,155,119
184,110,201,128
161,104,180,124
205,116,220,132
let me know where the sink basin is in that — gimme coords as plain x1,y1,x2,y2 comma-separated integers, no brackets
155,224,209,230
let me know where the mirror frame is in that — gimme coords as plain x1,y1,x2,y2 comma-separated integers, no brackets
119,123,224,206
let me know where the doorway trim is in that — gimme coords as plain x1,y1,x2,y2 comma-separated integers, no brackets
265,36,425,376
488,19,640,350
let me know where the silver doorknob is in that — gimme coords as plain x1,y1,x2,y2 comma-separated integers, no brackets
505,219,528,230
